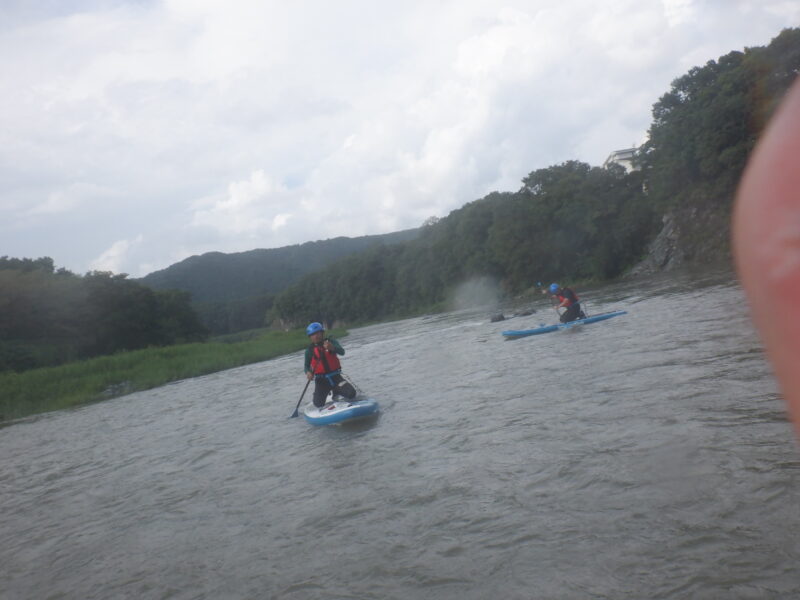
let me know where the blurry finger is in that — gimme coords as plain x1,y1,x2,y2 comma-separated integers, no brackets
733,78,800,432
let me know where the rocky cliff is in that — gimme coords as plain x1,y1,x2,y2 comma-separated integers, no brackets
628,204,733,276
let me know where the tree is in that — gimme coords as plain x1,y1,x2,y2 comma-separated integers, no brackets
0,260,208,372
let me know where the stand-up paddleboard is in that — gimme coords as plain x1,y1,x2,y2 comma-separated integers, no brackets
502,310,627,339
303,397,380,426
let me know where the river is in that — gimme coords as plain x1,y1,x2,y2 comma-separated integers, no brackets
1,268,798,599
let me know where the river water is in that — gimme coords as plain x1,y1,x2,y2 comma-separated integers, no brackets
1,269,798,599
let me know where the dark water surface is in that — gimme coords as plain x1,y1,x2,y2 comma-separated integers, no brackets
2,270,799,599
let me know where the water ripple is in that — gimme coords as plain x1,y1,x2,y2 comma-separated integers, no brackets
1,273,798,599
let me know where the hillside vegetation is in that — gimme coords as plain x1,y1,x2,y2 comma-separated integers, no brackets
0,257,208,373
140,229,420,303
139,229,419,335
272,162,654,325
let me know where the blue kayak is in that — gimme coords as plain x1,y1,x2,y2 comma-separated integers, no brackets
303,397,380,426
502,310,627,339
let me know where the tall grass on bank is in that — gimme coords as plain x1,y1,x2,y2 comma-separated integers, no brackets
0,328,346,422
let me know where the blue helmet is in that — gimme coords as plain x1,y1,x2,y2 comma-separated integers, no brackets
306,322,324,336
549,283,560,294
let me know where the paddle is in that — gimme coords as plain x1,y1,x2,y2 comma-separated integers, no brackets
289,378,312,419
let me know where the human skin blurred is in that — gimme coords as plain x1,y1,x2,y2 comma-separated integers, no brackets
733,77,800,434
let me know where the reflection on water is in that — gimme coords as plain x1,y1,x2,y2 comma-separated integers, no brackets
1,268,798,599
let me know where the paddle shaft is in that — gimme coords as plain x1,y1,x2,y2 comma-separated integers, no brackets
290,378,312,418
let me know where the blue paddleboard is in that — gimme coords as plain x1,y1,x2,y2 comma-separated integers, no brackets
502,310,627,339
303,397,380,426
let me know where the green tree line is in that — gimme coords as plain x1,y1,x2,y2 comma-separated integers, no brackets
640,27,800,213
0,257,208,373
270,161,654,325
271,28,800,327
192,293,275,336
139,228,419,335
139,230,420,303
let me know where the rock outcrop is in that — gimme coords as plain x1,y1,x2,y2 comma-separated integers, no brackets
628,205,732,277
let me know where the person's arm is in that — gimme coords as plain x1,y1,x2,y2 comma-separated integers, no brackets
325,338,345,355
304,346,313,374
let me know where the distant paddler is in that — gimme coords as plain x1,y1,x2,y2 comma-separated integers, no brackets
544,283,587,323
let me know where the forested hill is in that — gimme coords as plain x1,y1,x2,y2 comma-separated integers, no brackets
271,162,655,327
270,28,800,328
139,228,419,303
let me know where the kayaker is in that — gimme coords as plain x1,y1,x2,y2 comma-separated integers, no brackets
304,322,356,408
546,283,587,323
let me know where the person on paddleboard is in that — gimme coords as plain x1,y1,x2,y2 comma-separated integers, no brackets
546,283,587,323
304,322,356,408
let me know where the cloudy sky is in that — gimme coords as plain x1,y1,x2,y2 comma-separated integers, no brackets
1,0,797,276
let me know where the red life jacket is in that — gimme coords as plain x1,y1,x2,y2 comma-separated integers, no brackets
556,287,579,307
310,341,342,374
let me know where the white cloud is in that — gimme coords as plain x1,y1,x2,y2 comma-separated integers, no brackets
662,0,696,27
27,182,119,216
0,0,798,276
188,170,304,248
271,213,291,231
90,234,144,274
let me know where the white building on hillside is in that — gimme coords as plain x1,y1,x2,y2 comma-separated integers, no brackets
603,147,638,172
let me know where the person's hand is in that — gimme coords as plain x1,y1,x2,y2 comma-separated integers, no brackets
733,78,800,433
323,340,332,351
306,371,314,381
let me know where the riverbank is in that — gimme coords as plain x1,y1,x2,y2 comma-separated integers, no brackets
0,328,346,422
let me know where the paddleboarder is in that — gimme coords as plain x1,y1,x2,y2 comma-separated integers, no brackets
304,322,356,408
546,283,587,323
